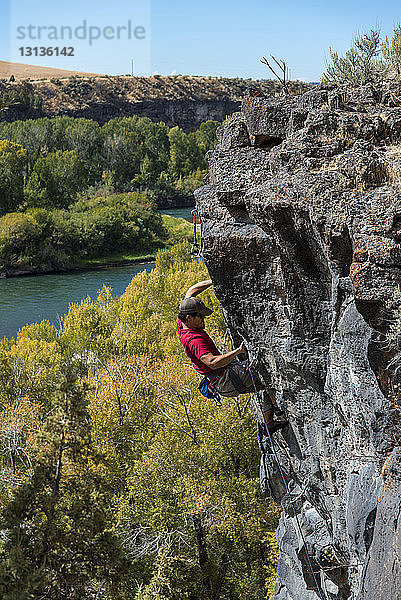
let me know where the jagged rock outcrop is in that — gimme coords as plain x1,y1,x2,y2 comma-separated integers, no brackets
195,84,401,600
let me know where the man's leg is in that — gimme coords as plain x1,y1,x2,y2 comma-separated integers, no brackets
261,390,274,426
260,389,288,435
215,365,289,433
228,364,278,413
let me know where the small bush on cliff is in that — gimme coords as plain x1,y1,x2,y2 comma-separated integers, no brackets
322,26,401,84
0,86,42,112
323,29,383,85
382,25,401,78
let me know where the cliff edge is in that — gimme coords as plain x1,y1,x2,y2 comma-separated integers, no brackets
195,84,401,600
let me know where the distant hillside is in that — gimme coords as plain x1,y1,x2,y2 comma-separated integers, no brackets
0,61,101,81
0,67,313,130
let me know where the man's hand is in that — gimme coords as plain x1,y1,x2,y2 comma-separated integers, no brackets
185,279,213,298
200,341,247,370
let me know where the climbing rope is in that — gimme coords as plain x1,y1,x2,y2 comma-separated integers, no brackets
190,209,203,263
246,366,327,600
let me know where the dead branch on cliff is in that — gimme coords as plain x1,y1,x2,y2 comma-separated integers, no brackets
260,55,289,94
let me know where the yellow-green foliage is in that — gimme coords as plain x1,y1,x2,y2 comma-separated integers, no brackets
1,320,63,406
0,243,280,599
161,214,192,245
88,351,280,599
0,139,26,163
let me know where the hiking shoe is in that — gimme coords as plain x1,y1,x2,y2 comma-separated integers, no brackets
266,420,289,435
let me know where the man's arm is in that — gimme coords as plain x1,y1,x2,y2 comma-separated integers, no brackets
200,342,245,370
185,279,212,298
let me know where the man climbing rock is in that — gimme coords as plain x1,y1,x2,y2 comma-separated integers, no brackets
177,279,289,435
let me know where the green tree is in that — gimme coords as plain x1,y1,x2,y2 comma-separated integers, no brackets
0,115,217,203
63,118,103,180
133,118,170,186
195,120,219,154
0,212,42,268
0,118,54,171
168,126,204,178
101,117,170,188
0,140,27,215
2,191,169,271
0,369,128,600
25,150,89,208
68,191,166,255
102,130,142,188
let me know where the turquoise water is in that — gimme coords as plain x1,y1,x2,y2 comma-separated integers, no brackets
0,263,155,340
159,207,194,221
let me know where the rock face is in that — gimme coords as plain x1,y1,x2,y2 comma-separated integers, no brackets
195,84,401,600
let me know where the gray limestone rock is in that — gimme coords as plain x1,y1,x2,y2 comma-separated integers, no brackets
358,448,401,600
195,83,401,600
217,112,250,149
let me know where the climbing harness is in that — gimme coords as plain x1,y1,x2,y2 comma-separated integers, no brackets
246,365,327,600
198,361,248,405
198,375,222,405
191,209,204,263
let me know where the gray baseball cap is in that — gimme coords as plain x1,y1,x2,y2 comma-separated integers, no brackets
178,297,213,316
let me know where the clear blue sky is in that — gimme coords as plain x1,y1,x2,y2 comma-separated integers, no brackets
1,0,401,81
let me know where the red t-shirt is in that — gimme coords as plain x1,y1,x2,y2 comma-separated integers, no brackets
177,321,220,375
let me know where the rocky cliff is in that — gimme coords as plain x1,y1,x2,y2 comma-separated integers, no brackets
0,75,310,131
195,84,401,600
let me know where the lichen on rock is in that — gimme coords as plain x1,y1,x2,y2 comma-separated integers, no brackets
195,84,401,600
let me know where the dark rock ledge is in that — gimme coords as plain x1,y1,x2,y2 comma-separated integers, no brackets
195,84,401,600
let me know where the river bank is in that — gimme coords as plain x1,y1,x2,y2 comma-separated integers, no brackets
0,208,194,279
1,253,156,278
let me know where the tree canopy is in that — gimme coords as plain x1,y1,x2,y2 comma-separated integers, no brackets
0,116,219,213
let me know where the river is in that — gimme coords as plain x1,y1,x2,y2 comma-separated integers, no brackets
159,207,194,220
0,207,194,340
0,263,156,340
